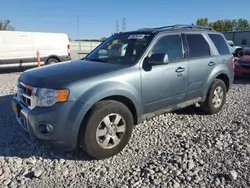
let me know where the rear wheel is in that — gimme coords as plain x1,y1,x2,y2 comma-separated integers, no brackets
200,79,227,114
46,58,59,65
78,100,134,159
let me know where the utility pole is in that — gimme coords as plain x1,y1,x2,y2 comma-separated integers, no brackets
116,20,119,33
77,16,80,52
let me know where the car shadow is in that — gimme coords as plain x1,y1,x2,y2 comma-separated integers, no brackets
0,94,93,161
233,77,250,85
172,105,208,116
0,67,33,74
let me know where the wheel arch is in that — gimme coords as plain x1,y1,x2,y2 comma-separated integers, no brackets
83,95,138,126
202,69,231,101
74,94,140,149
71,82,143,145
44,55,61,64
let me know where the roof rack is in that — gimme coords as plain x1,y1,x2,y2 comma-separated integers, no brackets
138,24,214,31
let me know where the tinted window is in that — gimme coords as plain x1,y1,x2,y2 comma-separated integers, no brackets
209,34,230,55
186,34,210,58
150,35,183,62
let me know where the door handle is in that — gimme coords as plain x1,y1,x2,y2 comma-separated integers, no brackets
175,67,185,73
208,61,215,66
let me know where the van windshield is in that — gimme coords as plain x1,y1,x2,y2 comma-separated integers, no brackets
84,33,153,65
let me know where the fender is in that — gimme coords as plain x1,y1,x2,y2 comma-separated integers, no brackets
202,64,230,101
70,80,143,137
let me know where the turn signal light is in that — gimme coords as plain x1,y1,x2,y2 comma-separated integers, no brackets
57,90,69,102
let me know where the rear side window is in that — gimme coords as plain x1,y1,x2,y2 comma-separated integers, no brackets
208,34,230,55
186,34,210,58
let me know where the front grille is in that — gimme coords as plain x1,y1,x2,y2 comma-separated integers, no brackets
17,82,35,109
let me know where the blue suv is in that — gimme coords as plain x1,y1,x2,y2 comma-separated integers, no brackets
12,25,235,159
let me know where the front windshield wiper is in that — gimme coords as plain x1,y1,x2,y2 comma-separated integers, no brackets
85,58,107,62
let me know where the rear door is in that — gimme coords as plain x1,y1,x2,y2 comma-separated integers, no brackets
208,33,233,76
184,33,218,100
0,34,2,65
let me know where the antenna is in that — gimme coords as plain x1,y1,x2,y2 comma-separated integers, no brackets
116,20,119,33
122,18,126,32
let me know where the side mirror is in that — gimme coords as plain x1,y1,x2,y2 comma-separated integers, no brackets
147,53,169,65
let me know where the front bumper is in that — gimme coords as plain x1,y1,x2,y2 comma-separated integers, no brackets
234,67,250,78
12,94,83,151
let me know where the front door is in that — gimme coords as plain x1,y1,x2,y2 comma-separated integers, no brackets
140,33,189,114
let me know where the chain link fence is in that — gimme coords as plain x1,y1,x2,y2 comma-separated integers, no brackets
69,41,101,60
70,41,101,53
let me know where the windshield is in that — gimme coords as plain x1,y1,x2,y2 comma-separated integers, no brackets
85,33,153,65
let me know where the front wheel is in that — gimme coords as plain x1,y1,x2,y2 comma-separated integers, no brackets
200,79,227,114
78,100,134,159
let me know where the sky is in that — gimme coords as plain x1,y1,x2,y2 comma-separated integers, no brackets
1,0,250,40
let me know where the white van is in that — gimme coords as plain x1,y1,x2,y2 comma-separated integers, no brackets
0,31,71,68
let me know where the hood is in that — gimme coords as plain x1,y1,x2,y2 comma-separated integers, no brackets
19,60,126,88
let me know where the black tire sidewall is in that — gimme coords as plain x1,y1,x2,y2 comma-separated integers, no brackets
80,101,134,159
203,79,227,114
47,58,58,65
235,49,243,57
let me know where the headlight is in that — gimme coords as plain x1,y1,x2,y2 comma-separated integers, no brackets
36,88,69,107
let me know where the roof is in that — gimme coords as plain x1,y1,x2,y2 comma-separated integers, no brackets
121,24,221,35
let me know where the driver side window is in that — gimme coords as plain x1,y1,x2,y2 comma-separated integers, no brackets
149,34,184,62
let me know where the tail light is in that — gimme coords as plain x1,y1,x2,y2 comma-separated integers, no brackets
67,44,70,57
119,45,122,53
231,56,235,70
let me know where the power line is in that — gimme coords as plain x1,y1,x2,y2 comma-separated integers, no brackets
116,20,119,33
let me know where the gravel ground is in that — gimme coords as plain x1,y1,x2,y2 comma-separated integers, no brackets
0,71,250,188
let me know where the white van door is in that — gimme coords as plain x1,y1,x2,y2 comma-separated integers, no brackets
0,35,2,65
0,32,35,67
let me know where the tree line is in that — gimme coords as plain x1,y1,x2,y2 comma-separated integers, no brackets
0,19,15,30
1,18,250,39
196,18,250,32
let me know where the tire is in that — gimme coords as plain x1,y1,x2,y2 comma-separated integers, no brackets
78,100,134,159
200,79,227,114
234,48,244,57
46,58,59,65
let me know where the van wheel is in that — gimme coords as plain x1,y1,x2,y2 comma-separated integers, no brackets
78,100,134,159
200,79,227,114
46,58,59,65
